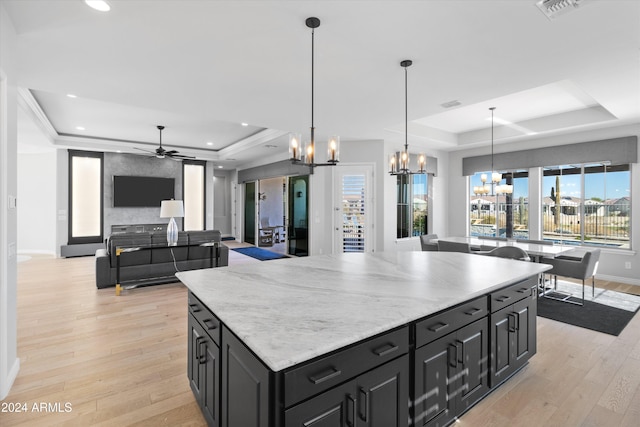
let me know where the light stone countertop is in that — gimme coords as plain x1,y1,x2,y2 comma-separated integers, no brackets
177,251,551,372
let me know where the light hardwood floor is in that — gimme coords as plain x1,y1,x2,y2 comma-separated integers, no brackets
2,254,639,426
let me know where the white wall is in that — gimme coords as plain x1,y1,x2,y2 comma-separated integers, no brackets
447,124,640,285
17,151,57,254
0,1,20,400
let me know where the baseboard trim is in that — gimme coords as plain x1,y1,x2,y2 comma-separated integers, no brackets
0,357,20,400
596,274,640,287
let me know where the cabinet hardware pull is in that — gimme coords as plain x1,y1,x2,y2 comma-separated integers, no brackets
464,308,482,316
358,387,368,421
448,344,457,368
308,367,342,384
198,339,207,364
428,322,449,333
203,319,217,330
516,288,529,294
189,303,201,312
373,343,399,357
496,296,511,302
508,313,516,333
195,336,204,361
346,394,356,427
456,340,463,364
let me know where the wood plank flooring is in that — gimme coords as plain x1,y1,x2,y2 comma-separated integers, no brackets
2,254,639,426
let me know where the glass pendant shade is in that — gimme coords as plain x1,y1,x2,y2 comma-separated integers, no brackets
389,154,397,174
328,136,340,163
289,133,302,161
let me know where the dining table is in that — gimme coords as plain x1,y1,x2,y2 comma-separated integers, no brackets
436,236,575,259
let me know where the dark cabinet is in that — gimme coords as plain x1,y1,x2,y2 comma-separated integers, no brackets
221,326,271,427
285,355,409,427
489,284,537,387
188,314,220,427
414,318,489,427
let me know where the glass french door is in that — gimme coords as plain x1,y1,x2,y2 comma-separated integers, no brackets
287,176,309,256
334,165,373,253
244,182,256,245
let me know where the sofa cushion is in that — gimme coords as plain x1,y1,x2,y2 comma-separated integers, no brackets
108,234,152,267
188,230,222,260
150,231,188,263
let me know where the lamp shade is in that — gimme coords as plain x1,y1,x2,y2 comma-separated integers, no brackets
160,200,184,218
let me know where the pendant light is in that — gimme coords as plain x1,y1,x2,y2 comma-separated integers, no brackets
389,60,425,175
474,107,512,196
289,17,339,170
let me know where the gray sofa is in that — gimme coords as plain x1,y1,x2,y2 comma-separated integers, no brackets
95,230,229,289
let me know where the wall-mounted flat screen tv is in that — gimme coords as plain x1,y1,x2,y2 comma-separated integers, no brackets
113,176,175,207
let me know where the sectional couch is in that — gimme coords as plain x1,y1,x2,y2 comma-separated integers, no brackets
95,230,229,289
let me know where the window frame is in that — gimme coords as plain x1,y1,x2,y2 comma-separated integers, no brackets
396,173,430,239
68,150,104,245
182,159,206,231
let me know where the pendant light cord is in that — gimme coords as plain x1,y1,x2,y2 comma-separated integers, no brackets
310,26,315,143
405,64,408,152
490,107,495,173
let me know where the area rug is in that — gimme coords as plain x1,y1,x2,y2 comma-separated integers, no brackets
232,247,289,261
538,281,640,336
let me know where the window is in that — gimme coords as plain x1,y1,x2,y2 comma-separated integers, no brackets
68,150,103,244
396,173,428,238
542,163,631,249
183,160,206,231
469,170,529,239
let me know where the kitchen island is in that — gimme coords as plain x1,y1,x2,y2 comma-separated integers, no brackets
177,251,551,427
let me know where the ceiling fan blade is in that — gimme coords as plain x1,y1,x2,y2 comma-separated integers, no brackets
134,147,161,155
165,150,179,154
169,153,196,159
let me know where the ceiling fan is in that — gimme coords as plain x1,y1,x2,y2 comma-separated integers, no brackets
135,125,195,160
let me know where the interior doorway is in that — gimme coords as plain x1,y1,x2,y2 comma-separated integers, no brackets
334,165,373,253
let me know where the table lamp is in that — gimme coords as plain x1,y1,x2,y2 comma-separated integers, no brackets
160,199,184,246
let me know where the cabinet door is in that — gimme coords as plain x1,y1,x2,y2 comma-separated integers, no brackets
513,296,536,366
456,319,489,412
202,337,220,427
285,379,357,427
188,314,205,403
414,335,456,427
490,307,514,387
357,355,409,427
221,327,270,427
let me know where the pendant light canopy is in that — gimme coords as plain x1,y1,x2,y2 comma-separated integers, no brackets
389,60,425,175
289,17,339,170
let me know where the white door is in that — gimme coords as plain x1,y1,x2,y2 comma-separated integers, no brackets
333,165,374,253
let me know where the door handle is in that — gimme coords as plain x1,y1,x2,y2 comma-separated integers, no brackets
195,336,205,363
346,394,356,427
308,367,342,384
508,313,516,333
448,343,457,368
372,343,399,357
456,340,463,365
358,387,368,421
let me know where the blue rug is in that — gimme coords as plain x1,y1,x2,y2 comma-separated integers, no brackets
232,247,289,261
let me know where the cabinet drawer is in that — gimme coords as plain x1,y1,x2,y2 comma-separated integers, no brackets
283,326,409,408
188,292,220,345
490,277,536,313
415,296,488,348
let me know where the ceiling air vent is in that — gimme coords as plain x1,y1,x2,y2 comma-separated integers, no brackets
440,100,461,109
535,0,587,20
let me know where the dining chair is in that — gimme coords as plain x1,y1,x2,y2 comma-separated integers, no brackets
481,246,531,262
540,248,601,306
437,240,471,253
419,234,439,251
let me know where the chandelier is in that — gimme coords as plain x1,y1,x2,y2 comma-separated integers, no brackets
473,107,513,196
289,17,339,170
389,60,425,175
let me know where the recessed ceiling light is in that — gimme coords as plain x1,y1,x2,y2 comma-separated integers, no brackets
206,141,214,146
66,94,77,98
265,144,277,148
75,126,85,131
241,122,249,127
85,0,110,12
116,150,122,153
217,165,223,169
